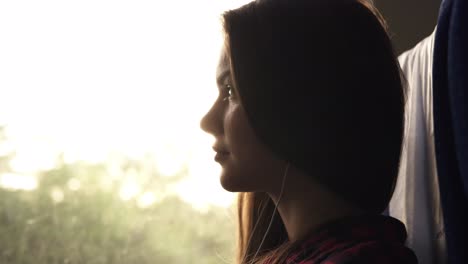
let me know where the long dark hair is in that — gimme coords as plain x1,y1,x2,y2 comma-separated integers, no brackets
222,0,405,263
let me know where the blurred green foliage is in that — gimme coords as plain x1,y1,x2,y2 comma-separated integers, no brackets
0,126,236,264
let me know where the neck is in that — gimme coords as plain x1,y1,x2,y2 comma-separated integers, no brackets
268,166,362,242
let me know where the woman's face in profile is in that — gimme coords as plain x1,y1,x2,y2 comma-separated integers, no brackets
200,47,285,193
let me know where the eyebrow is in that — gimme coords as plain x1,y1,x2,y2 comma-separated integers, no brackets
216,70,230,88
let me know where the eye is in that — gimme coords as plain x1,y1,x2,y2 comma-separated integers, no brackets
223,83,234,101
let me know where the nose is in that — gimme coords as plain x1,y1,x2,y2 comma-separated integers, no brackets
200,100,223,136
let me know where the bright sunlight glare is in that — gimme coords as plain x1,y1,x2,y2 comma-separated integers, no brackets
0,173,38,191
0,0,253,210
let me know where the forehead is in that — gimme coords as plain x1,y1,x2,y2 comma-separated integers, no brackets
216,47,230,79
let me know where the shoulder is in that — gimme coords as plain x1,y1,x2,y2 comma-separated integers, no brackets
287,215,418,264
398,27,435,75
318,240,418,264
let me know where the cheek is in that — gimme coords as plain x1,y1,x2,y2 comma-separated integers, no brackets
225,105,255,159
220,105,283,192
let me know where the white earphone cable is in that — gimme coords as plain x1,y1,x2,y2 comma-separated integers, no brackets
249,162,290,263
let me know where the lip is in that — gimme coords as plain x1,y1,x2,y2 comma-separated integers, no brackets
212,146,229,153
214,152,230,163
212,146,230,163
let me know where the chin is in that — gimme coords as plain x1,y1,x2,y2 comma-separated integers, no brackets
219,171,252,193
219,173,241,192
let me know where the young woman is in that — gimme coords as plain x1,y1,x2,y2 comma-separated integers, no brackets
201,0,418,263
